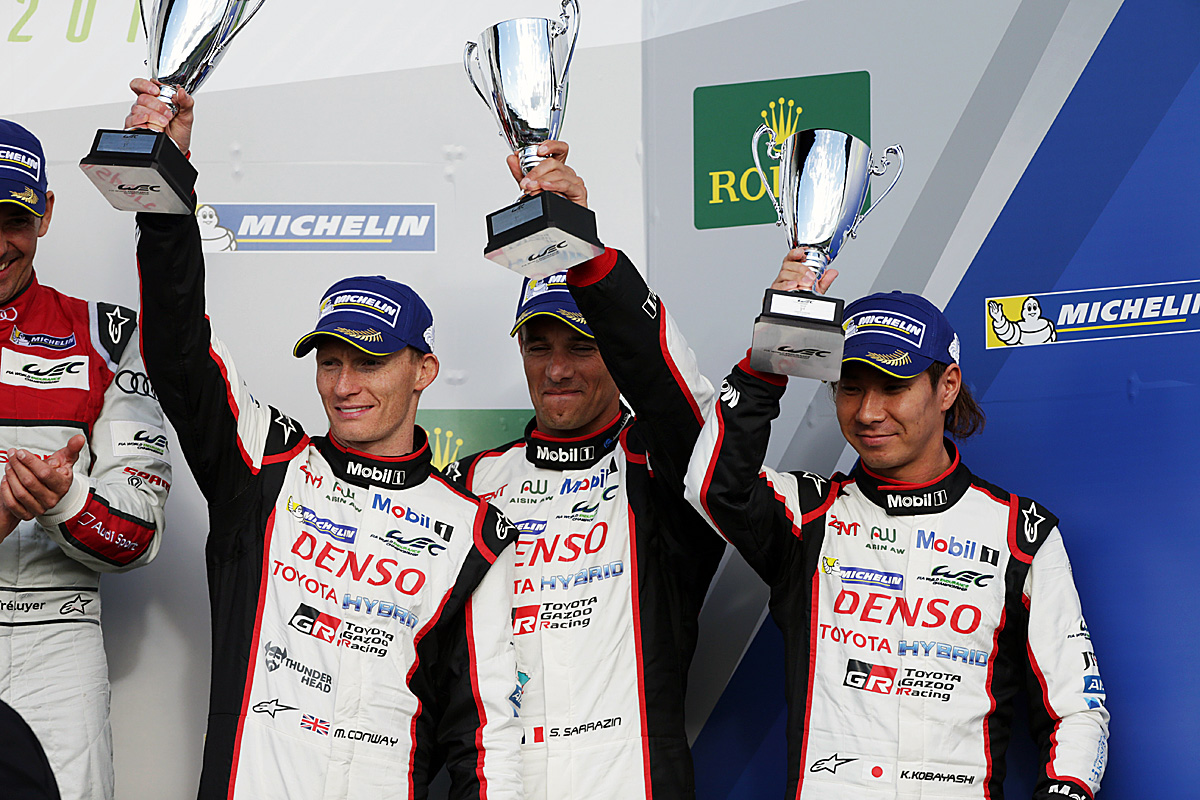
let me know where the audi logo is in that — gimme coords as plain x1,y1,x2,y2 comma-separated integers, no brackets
0,307,16,322
115,370,157,398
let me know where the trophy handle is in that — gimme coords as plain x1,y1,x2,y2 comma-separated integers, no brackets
464,40,508,147
551,0,580,113
220,0,269,51
202,0,267,69
137,0,150,41
849,143,903,239
751,124,784,224
463,41,489,105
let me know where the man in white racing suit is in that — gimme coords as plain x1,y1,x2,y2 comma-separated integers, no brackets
679,270,1108,798
0,118,170,800
125,80,521,800
446,143,727,800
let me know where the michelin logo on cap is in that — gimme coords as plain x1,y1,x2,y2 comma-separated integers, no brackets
845,311,927,349
0,146,41,182
319,291,401,327
522,272,570,304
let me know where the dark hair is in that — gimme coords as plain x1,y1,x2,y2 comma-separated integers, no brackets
927,362,985,440
829,362,986,440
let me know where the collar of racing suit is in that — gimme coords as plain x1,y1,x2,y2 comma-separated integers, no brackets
522,404,633,471
0,270,41,322
315,425,433,490
849,438,973,516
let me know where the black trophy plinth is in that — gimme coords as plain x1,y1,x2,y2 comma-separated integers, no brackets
79,129,196,214
749,288,845,380
484,191,604,278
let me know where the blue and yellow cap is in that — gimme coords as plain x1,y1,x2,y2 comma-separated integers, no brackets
294,275,434,357
510,271,593,337
842,291,960,378
0,120,47,216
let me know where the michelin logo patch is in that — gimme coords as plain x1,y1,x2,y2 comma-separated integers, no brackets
10,327,76,351
318,291,400,327
844,310,926,349
194,203,435,253
987,280,1200,348
0,145,41,182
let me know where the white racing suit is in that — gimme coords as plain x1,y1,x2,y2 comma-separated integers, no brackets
683,355,1109,799
135,210,523,799
0,275,170,800
448,249,726,799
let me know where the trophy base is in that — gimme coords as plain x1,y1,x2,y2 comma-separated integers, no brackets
484,191,604,279
79,129,196,214
749,289,845,381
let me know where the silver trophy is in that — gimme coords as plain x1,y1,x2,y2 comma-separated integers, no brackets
465,0,602,279
80,0,268,214
748,127,903,380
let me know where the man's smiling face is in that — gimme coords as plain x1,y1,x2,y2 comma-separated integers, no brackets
519,316,619,438
0,192,53,305
834,360,959,483
315,339,438,456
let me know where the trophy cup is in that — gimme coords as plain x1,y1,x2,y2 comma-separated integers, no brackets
79,0,268,214
464,0,603,279
748,127,903,380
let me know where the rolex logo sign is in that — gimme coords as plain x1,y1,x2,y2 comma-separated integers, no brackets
693,72,871,230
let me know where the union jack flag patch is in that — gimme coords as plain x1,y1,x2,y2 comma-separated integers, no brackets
300,714,329,735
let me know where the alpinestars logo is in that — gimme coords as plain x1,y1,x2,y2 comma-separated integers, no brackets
719,380,740,408
252,699,297,718
810,754,856,774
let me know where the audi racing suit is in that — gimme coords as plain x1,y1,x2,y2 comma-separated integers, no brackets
0,275,170,800
135,211,521,800
683,357,1108,799
447,249,726,800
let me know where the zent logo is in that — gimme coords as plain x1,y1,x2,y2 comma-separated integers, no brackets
828,514,860,536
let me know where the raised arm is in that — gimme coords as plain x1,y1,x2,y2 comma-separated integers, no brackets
510,141,713,486
130,81,304,504
683,357,835,586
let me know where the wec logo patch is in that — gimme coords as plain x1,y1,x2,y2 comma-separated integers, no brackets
0,349,89,390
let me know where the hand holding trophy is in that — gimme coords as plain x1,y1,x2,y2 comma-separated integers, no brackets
465,0,603,279
80,0,268,214
749,127,903,380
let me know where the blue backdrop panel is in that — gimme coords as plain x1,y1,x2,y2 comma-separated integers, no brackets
694,2,1200,797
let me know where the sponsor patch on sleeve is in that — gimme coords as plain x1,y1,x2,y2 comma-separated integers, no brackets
109,421,170,461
